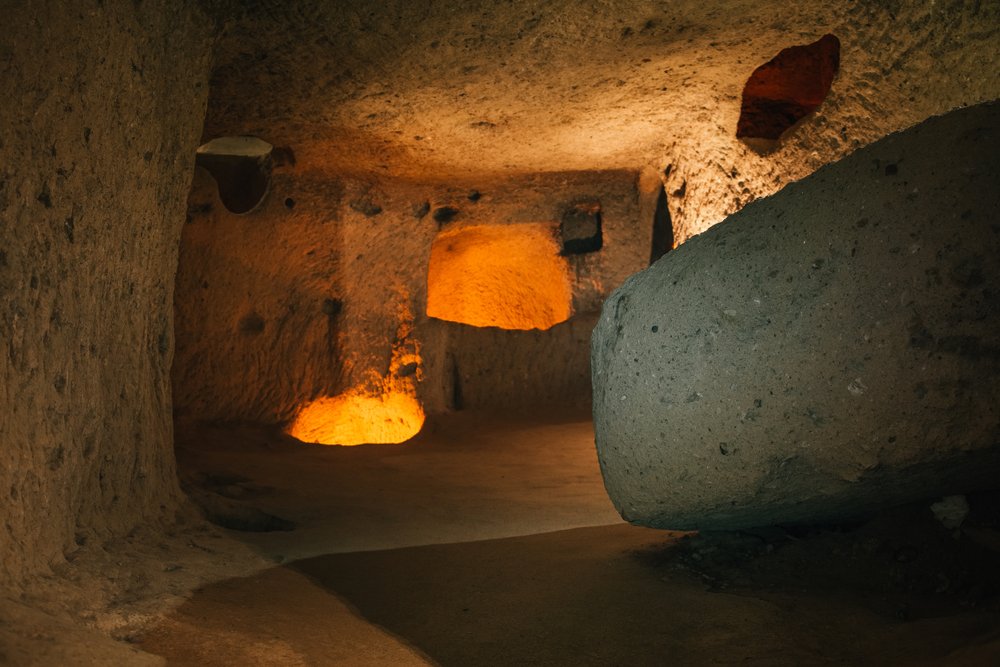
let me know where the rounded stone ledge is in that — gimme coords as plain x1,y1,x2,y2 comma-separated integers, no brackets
592,100,1000,530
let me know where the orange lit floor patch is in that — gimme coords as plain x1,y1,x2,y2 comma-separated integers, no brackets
426,223,572,330
287,390,425,446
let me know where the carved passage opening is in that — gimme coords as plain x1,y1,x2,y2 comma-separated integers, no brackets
649,184,674,264
737,34,840,145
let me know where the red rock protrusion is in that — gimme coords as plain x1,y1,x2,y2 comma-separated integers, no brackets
737,34,840,143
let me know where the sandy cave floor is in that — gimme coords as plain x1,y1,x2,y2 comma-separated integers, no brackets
124,411,1000,666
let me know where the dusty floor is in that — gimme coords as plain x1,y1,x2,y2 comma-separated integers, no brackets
171,410,621,560
127,412,1000,666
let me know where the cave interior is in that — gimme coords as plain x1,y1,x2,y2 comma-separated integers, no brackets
2,1,1000,664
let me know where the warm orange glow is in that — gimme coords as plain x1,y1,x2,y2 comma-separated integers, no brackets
426,224,572,330
289,297,425,446
287,389,425,446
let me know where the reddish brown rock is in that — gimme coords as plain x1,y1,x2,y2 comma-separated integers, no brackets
737,34,840,142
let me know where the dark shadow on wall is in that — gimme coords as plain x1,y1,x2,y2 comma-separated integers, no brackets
737,34,840,151
649,183,673,264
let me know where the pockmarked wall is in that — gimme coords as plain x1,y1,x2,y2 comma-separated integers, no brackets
173,169,661,423
0,0,212,587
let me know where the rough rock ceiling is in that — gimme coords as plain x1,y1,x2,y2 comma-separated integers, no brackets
203,0,999,234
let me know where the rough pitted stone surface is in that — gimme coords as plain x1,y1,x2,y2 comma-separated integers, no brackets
592,102,1000,530
202,0,1000,243
0,0,212,587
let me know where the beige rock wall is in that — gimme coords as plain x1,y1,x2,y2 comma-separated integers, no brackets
0,0,211,587
173,170,658,423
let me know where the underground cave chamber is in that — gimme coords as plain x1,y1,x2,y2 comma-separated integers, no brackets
5,1,1000,662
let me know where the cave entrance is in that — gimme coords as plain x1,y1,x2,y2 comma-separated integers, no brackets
649,183,673,264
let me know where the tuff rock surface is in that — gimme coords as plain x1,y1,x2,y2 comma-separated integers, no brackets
593,101,1000,530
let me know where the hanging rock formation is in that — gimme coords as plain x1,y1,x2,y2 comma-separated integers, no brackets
592,101,1000,530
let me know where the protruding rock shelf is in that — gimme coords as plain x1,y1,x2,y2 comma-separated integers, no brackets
592,101,1000,530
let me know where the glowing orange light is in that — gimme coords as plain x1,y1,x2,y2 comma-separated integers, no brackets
426,223,572,330
288,296,425,446
287,389,425,446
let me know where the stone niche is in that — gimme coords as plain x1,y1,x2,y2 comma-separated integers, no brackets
736,34,841,148
592,101,1000,530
